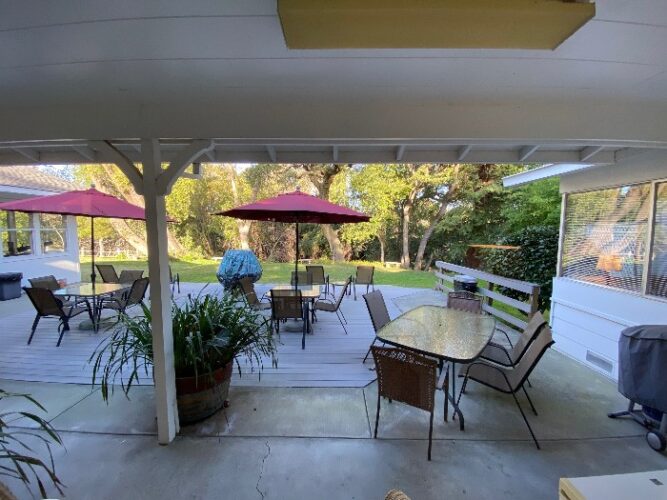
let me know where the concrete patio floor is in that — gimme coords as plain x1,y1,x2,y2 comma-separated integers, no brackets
2,343,667,499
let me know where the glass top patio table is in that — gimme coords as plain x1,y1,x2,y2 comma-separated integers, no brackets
54,282,128,297
376,305,496,363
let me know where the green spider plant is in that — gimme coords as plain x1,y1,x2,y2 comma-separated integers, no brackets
0,389,64,498
90,290,276,401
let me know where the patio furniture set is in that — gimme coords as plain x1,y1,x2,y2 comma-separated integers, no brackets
236,264,375,349
365,289,554,460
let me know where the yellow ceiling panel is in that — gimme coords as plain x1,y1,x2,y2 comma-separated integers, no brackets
278,0,596,50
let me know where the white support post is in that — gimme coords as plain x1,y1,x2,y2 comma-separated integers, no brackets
141,139,180,444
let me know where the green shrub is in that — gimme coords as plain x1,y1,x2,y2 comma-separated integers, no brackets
480,226,559,310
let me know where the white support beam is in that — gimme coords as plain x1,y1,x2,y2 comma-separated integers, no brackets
266,145,277,162
579,145,604,162
503,163,596,187
140,138,179,445
518,145,540,162
12,147,39,162
396,145,406,161
180,162,203,180
156,140,214,195
90,140,143,194
457,145,472,161
72,145,97,162
332,145,339,162
205,150,216,162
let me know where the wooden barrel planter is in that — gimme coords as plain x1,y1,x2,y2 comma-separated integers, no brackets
175,362,233,424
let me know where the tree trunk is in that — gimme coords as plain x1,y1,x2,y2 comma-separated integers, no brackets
321,224,345,261
378,233,386,264
401,190,417,269
237,221,251,250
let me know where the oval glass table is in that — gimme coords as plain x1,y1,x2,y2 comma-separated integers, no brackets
376,305,496,429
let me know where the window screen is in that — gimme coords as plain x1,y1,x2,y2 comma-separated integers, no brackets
40,213,67,253
1,211,34,257
561,184,651,293
648,183,667,297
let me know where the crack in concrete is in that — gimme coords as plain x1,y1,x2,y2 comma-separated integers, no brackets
256,440,271,500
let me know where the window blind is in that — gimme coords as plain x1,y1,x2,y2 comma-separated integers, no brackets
648,183,667,297
561,184,651,293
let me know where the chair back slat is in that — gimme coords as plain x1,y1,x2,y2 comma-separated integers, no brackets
28,275,60,291
363,290,391,332
356,265,375,285
306,265,326,285
447,291,482,314
96,264,119,283
510,311,547,361
24,287,63,316
372,346,437,412
270,289,303,321
119,269,144,283
126,277,149,306
291,270,313,286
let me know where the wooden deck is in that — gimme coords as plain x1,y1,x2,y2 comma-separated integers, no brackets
0,283,441,388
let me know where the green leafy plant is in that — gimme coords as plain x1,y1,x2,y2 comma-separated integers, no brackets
90,290,276,401
0,389,64,498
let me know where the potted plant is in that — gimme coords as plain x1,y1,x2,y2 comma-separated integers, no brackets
90,291,276,424
0,389,64,499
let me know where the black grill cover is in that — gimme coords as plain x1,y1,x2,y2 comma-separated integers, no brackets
618,325,667,413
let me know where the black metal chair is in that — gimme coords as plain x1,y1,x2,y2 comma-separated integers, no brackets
362,290,392,363
457,324,555,449
28,275,60,291
96,264,119,283
270,288,306,349
306,265,330,296
98,277,149,320
372,346,445,461
290,270,313,286
314,278,351,334
23,287,88,346
119,269,144,283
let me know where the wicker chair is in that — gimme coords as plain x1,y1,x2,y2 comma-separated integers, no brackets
270,288,307,349
458,324,555,449
313,278,350,334
119,269,144,283
362,290,392,363
372,346,444,460
96,264,119,283
353,265,375,300
23,287,88,346
290,270,313,286
306,265,329,296
238,277,271,312
447,291,482,313
98,277,149,320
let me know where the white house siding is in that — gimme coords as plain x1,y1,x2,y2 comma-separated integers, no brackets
552,150,667,379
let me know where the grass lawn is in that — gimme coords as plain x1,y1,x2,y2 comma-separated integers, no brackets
81,258,437,289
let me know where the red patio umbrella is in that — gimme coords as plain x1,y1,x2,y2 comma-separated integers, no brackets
215,189,370,285
0,187,150,283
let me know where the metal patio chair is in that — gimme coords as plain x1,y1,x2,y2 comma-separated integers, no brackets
270,288,307,349
237,277,271,312
447,291,482,313
353,265,375,300
362,290,392,363
372,346,445,461
28,275,60,291
96,264,119,283
119,269,144,283
306,265,330,296
457,324,555,449
290,270,313,286
169,265,180,294
313,277,351,334
23,286,88,346
479,311,548,368
98,277,149,321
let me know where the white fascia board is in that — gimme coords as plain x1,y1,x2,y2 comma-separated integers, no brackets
0,185,59,197
502,163,595,188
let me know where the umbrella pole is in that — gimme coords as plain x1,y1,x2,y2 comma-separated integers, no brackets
294,222,299,289
91,217,96,283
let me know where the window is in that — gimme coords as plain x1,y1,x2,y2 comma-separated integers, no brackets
561,184,651,293
1,211,34,257
39,213,67,253
648,183,667,297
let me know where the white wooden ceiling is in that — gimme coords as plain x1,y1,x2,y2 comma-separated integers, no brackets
1,0,666,163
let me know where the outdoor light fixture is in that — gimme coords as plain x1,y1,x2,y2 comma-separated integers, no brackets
278,0,596,50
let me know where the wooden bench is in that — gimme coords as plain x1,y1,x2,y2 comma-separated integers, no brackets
384,261,401,268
